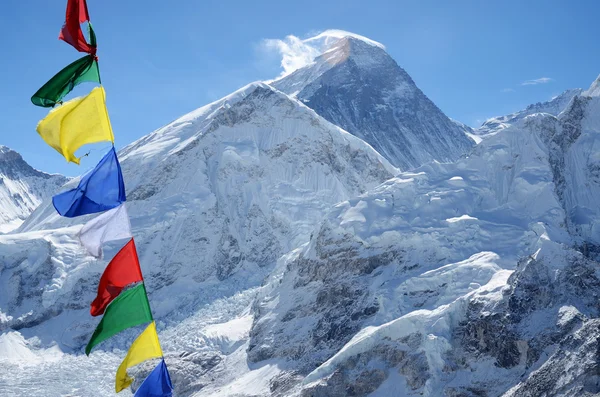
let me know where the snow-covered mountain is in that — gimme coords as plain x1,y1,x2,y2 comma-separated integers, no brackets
477,88,583,137
0,146,67,233
2,29,599,397
271,33,474,170
243,76,600,396
0,82,397,396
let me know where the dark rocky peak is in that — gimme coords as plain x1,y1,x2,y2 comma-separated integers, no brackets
271,33,474,170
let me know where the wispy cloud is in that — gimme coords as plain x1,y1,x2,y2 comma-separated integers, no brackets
501,88,515,93
521,77,553,86
260,30,384,78
261,35,321,78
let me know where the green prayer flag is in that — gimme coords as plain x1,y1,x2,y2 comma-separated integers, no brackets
31,55,100,108
88,23,97,49
85,283,153,355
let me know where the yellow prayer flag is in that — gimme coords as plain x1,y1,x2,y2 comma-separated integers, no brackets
36,86,114,165
115,321,163,393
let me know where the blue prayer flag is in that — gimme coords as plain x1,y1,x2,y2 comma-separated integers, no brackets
134,359,173,397
52,147,126,217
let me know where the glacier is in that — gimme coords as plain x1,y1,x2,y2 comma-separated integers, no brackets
248,79,600,396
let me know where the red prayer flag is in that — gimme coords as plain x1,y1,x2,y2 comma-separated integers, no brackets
90,239,144,316
59,0,96,54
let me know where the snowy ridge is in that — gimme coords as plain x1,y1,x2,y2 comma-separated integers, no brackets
476,88,583,137
0,146,67,233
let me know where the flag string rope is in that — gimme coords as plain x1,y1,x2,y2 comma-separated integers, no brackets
31,0,173,395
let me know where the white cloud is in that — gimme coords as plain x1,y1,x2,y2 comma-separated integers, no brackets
261,30,385,78
521,77,553,86
262,35,321,77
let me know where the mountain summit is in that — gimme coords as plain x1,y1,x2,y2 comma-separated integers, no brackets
271,33,474,170
0,146,67,232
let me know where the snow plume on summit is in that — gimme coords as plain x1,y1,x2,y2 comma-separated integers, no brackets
270,33,474,170
263,30,384,77
263,36,321,77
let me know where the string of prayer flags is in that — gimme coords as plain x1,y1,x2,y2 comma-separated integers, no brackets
34,0,173,394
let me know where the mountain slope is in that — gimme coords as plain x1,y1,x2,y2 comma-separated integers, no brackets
271,33,474,170
0,146,67,233
243,79,600,396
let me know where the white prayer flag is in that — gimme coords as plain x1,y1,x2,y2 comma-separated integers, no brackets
79,204,133,257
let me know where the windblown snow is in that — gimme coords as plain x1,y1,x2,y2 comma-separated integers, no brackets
304,30,385,50
1,31,600,397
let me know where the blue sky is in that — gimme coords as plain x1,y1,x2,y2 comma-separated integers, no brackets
1,0,598,176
